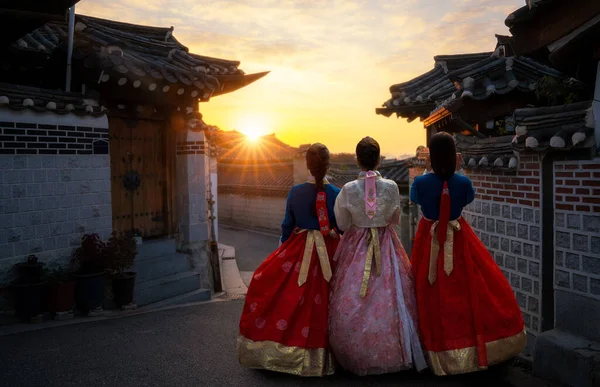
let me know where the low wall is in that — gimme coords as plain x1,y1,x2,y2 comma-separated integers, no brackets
218,193,286,234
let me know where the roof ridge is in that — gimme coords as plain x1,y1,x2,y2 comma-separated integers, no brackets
78,14,174,34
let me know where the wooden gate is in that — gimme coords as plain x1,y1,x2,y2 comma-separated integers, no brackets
109,117,167,238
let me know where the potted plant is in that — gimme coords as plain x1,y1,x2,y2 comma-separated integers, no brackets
44,264,75,316
70,233,107,313
105,231,137,308
15,255,44,284
11,255,46,322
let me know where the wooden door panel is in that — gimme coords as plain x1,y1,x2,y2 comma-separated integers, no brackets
110,119,133,234
109,117,167,238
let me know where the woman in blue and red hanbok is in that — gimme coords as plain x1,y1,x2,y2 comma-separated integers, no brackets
328,137,426,376
237,143,341,377
410,132,526,376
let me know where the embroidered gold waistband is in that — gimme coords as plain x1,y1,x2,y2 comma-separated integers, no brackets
295,229,336,286
428,218,462,285
359,227,381,298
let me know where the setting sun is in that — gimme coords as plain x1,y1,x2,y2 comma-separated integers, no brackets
236,115,270,142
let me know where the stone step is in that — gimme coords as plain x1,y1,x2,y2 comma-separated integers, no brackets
134,271,201,306
136,239,178,261
138,289,212,310
133,253,190,284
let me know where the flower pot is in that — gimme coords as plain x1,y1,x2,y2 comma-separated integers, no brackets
112,272,136,307
46,281,75,314
15,263,43,284
11,282,45,322
72,272,105,312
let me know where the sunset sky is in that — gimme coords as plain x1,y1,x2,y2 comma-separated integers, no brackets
78,0,523,159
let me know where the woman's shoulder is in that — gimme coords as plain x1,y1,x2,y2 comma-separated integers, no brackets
412,173,431,186
341,179,360,190
325,183,341,194
378,177,398,189
451,173,473,185
288,182,312,195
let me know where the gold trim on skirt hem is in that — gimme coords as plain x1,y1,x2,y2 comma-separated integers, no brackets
237,335,335,377
427,329,527,376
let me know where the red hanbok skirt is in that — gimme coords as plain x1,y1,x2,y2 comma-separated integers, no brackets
237,228,340,377
411,217,526,376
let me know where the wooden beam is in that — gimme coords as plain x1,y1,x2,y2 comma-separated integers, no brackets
453,118,487,139
509,0,600,56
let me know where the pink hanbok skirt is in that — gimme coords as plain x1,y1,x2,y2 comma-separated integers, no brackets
328,225,426,375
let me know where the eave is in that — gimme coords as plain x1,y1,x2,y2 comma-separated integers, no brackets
506,0,600,56
0,0,80,48
212,71,270,97
547,14,600,71
375,103,435,122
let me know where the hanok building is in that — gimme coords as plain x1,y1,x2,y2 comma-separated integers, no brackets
0,12,267,306
378,1,600,385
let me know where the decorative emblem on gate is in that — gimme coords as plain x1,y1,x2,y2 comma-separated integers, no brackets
123,170,141,192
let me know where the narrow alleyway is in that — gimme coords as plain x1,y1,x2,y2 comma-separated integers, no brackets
219,224,279,287
0,300,542,387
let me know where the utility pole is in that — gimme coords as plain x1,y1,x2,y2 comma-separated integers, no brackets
65,6,75,92
207,154,222,293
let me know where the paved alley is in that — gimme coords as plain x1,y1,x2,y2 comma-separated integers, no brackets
0,300,544,387
219,225,279,286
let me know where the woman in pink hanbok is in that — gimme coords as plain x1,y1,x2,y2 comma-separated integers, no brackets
328,137,426,376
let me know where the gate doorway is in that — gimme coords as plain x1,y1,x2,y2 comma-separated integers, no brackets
109,116,168,238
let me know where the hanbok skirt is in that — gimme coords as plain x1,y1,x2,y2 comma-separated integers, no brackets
411,217,526,376
237,228,339,377
328,226,426,376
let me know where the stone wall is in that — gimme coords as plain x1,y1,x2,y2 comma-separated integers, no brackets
175,131,210,246
218,193,286,233
0,154,112,283
553,158,600,341
462,155,542,347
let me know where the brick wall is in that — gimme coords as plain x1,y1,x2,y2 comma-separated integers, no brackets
462,155,542,345
218,193,286,233
0,154,112,283
552,158,600,341
0,121,109,155
553,160,600,296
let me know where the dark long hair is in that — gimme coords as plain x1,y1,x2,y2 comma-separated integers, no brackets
306,143,330,191
356,137,380,170
429,132,456,180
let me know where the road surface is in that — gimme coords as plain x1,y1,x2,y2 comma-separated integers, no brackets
219,225,279,286
0,300,539,387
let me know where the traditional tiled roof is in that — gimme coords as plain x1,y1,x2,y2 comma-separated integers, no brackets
512,101,595,152
0,82,105,116
327,167,359,189
12,14,268,101
376,52,492,121
379,159,410,184
0,1,80,48
432,56,565,113
217,162,293,196
328,159,410,188
215,132,297,162
455,101,596,171
454,134,518,171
